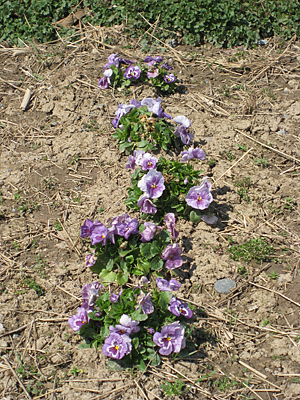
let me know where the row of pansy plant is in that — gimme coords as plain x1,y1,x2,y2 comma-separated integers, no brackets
69,213,194,370
111,97,193,154
68,60,218,369
98,53,177,94
125,151,216,224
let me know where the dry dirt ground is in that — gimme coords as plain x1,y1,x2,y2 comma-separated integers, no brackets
0,28,300,400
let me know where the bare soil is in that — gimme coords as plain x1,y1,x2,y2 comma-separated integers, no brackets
0,29,300,400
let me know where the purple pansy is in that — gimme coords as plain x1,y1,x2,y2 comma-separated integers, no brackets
161,244,183,269
114,216,139,240
110,289,122,303
125,155,136,170
85,253,96,268
185,178,213,210
80,219,94,238
130,99,142,108
138,293,154,314
164,74,176,83
124,65,141,80
110,213,130,226
181,148,206,162
156,277,181,292
68,307,89,332
164,213,179,239
98,77,109,90
153,322,186,355
139,153,158,171
112,103,135,128
201,214,218,225
109,314,140,335
102,332,132,359
168,297,193,319
137,169,165,199
161,62,173,70
103,53,120,71
140,97,172,119
144,56,163,66
140,222,161,242
137,193,157,214
147,68,159,79
82,281,102,310
173,115,193,145
90,223,115,246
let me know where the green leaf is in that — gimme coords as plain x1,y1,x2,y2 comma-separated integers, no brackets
137,258,150,274
119,141,133,153
159,291,173,309
116,271,128,285
140,242,160,259
107,360,123,371
106,258,114,271
99,269,117,283
89,253,110,274
150,256,164,271
150,353,161,367
190,209,203,223
78,343,91,349
131,309,148,321
132,337,139,349
136,359,146,372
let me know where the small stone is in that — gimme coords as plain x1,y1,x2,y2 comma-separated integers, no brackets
277,129,287,136
214,279,236,294
0,340,8,348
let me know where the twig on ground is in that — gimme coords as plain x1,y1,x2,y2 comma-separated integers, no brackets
56,285,81,301
57,218,82,257
213,147,253,185
2,355,32,400
250,282,300,308
235,129,300,164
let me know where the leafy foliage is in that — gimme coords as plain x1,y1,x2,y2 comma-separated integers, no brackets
1,0,300,47
126,157,206,222
0,0,78,44
112,106,178,154
78,285,191,370
102,61,177,94
89,226,172,283
227,237,274,263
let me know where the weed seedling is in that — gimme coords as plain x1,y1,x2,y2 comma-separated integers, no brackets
235,177,252,203
54,221,63,231
220,150,236,161
69,154,80,165
69,366,82,377
268,271,278,280
161,379,186,397
228,237,273,263
238,265,248,275
284,197,296,211
254,158,268,168
208,158,218,168
23,278,44,296
238,144,248,152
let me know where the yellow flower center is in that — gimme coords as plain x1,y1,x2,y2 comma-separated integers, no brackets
102,234,105,238
170,255,173,259
152,184,156,188
167,337,171,341
115,345,119,350
198,196,202,201
82,320,86,324
148,162,152,166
